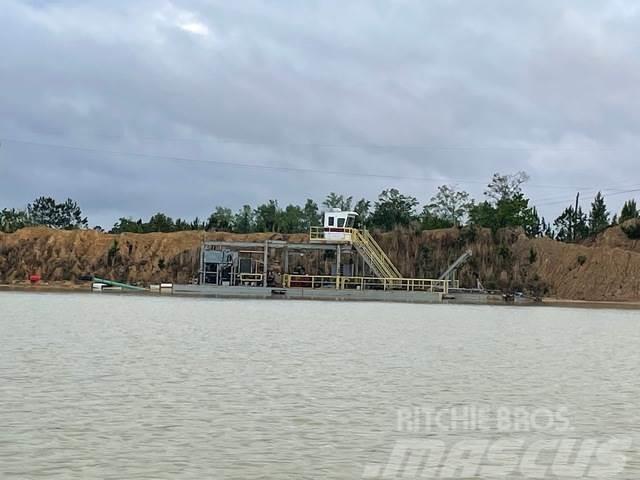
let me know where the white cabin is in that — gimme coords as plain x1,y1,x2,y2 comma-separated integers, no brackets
323,209,357,242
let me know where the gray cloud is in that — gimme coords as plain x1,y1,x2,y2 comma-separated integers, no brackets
2,0,640,227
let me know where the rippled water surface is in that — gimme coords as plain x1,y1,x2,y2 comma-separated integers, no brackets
1,292,640,478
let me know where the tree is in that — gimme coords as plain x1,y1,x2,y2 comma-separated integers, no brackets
146,212,175,232
111,217,145,233
27,196,87,229
323,193,353,211
588,192,610,235
425,185,472,227
233,205,255,234
369,189,418,231
353,198,371,228
469,194,539,234
0,208,30,233
58,199,88,229
554,206,588,242
174,218,191,231
206,207,234,231
469,172,538,235
113,218,143,233
619,199,639,224
301,199,321,231
540,217,554,238
190,217,205,230
255,200,281,232
527,207,542,237
280,204,305,233
420,208,454,230
27,197,57,227
485,171,530,202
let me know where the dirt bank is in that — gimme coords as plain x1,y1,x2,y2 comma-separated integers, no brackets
1,226,639,301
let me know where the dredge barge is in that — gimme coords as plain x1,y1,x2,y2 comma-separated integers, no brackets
172,210,483,304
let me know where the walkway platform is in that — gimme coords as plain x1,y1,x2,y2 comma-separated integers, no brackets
173,284,446,304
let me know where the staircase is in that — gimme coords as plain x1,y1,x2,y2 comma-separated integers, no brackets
352,229,401,279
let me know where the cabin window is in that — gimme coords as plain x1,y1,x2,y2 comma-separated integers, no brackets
328,216,335,226
337,218,345,228
346,216,355,227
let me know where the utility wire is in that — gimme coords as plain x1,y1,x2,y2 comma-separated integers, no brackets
0,136,621,191
0,137,491,185
1,131,624,151
534,186,640,207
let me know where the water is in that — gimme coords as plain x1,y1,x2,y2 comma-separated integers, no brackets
1,292,639,479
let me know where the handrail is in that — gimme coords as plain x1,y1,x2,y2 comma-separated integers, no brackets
310,226,357,241
283,274,449,293
363,230,401,276
360,237,390,277
351,229,401,279
307,226,401,279
283,274,341,290
309,226,324,241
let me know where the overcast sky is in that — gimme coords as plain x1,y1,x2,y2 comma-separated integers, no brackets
2,0,640,227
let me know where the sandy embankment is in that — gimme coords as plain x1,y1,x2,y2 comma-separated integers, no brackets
2,223,640,303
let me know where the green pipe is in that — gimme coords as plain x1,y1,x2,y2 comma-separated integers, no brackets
93,277,147,291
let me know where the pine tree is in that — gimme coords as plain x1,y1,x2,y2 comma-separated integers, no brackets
554,205,588,242
233,205,255,233
619,199,639,224
588,192,610,235
27,196,87,229
301,199,321,230
540,217,554,238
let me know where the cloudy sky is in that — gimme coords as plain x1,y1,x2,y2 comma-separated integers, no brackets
2,0,640,227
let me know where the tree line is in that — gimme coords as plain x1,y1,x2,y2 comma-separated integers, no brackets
0,197,87,232
2,172,640,241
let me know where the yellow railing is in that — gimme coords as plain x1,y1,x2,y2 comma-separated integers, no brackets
351,229,401,279
309,226,356,242
362,230,401,277
283,274,449,293
309,226,325,241
308,226,402,279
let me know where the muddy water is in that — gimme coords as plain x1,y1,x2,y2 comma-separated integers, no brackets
1,292,639,479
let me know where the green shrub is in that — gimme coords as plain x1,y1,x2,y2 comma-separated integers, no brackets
622,223,640,239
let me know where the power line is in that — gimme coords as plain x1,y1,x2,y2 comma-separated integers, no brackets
2,131,626,151
0,137,617,191
534,186,640,208
1,137,486,184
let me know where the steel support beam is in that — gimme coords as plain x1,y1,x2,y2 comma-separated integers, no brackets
263,240,269,287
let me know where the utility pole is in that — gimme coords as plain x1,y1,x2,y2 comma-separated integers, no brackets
572,192,580,242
